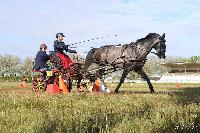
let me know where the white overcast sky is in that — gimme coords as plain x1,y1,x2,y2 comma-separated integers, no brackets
0,0,200,58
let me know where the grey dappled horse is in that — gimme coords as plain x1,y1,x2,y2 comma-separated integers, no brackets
84,33,166,93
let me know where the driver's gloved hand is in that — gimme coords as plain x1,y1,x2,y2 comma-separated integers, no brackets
62,45,69,51
68,49,77,53
72,50,77,54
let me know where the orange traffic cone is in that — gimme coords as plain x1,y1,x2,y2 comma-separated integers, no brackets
93,78,101,92
19,82,27,88
59,75,69,94
176,83,181,88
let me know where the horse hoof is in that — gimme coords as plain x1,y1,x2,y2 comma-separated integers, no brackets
114,90,119,93
150,90,155,93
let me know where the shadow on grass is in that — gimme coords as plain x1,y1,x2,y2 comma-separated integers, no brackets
115,87,200,105
169,87,200,105
113,90,181,95
117,90,172,94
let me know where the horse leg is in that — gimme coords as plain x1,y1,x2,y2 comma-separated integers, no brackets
76,75,82,92
74,64,83,92
68,77,72,92
98,69,108,92
136,69,155,92
114,68,130,93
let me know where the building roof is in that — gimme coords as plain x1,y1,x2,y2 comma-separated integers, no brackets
160,62,200,68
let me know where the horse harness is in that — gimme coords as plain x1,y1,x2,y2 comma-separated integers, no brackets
108,44,147,67
97,37,161,69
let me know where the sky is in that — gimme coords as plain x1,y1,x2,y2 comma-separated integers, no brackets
0,0,200,58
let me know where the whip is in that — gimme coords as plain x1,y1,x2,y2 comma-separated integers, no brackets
70,35,118,46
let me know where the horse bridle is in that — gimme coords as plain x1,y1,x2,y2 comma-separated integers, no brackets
150,38,165,56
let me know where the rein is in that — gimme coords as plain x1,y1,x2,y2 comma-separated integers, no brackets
150,38,160,55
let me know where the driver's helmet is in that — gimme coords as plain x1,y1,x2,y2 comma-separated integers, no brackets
56,33,65,38
40,44,47,50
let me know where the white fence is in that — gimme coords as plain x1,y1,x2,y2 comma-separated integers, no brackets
158,74,200,83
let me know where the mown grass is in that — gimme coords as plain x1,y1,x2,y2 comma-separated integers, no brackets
0,82,200,133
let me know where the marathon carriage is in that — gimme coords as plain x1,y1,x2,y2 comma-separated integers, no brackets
32,51,84,93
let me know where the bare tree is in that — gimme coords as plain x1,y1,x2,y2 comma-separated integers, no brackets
20,57,34,76
0,54,21,77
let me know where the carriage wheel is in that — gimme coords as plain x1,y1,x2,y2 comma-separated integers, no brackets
32,76,46,92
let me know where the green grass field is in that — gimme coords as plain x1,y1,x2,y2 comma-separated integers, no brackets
0,82,200,133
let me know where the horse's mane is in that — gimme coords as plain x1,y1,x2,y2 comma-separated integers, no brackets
135,33,158,44
100,45,115,48
98,33,158,49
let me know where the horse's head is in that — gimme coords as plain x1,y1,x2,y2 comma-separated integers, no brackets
152,33,166,59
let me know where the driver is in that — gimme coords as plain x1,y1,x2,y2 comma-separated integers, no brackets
54,33,77,69
33,44,49,71
33,44,49,81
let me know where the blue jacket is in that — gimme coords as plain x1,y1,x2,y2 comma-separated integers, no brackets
33,51,49,71
54,40,76,54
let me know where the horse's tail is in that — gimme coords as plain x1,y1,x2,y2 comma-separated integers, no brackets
84,48,98,73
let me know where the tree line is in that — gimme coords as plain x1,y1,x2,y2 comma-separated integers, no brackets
0,54,33,82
